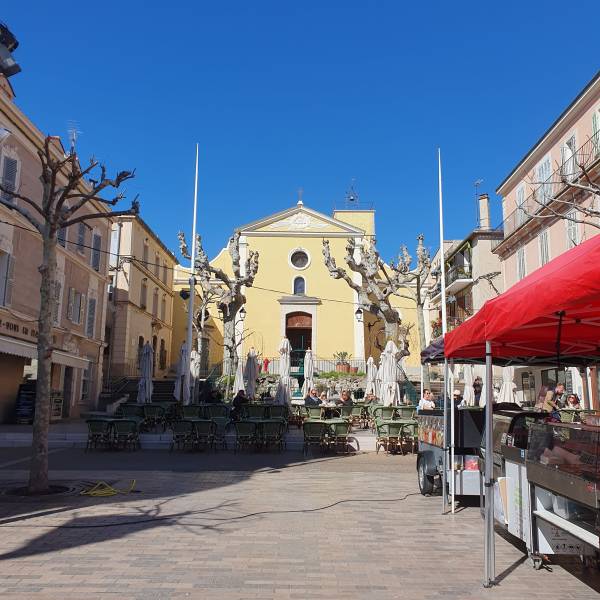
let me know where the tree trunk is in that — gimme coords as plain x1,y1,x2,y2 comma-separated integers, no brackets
416,301,430,389
29,232,57,494
383,319,399,344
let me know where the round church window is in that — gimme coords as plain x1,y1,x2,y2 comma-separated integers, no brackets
290,249,309,269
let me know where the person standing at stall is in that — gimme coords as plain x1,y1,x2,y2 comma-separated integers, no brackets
553,383,568,408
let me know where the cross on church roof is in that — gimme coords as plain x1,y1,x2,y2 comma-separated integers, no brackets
297,187,304,206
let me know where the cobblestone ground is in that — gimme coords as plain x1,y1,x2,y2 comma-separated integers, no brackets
0,448,598,599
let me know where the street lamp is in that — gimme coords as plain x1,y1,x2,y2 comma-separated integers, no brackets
355,307,363,323
238,306,246,321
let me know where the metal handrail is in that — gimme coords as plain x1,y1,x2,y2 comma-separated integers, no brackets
492,131,600,249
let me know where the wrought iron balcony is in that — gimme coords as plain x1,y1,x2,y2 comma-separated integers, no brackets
492,131,600,250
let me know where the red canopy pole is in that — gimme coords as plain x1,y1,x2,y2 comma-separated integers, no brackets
483,340,495,587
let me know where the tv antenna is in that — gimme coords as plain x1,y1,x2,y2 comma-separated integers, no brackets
67,120,82,155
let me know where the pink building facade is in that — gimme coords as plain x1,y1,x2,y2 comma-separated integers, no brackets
494,71,600,407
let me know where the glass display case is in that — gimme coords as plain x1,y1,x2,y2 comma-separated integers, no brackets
527,422,599,508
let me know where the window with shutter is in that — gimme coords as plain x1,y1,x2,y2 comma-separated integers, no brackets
77,223,86,253
0,252,14,306
516,185,526,226
78,293,86,325
86,298,96,338
58,226,67,247
162,262,167,284
53,281,62,324
566,210,579,248
0,156,18,203
517,247,526,280
161,295,166,321
154,253,160,276
536,157,553,204
66,288,75,320
143,243,148,266
560,135,577,182
593,110,600,157
140,282,147,309
91,234,101,271
538,230,549,266
152,288,158,316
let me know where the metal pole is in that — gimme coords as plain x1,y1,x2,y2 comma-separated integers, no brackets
183,144,199,405
449,358,455,513
442,358,449,513
438,148,450,514
484,340,495,587
582,367,591,410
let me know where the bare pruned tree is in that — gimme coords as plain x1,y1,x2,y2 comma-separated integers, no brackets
322,237,411,357
178,229,259,396
390,234,432,388
0,136,139,493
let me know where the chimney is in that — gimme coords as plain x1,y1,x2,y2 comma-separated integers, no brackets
478,193,490,229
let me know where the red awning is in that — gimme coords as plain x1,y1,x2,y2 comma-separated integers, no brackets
444,234,600,361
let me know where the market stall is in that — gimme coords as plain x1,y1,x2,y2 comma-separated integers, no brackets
444,234,600,586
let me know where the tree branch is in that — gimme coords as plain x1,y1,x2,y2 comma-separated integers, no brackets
0,198,43,233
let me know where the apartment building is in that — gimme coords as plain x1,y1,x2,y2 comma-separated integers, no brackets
494,71,600,406
0,74,112,422
104,216,176,381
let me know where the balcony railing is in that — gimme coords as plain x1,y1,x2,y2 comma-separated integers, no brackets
492,131,600,250
430,264,473,299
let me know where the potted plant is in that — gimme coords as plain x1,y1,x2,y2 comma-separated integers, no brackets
334,351,351,373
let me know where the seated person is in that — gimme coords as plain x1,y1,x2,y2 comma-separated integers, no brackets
418,389,436,411
230,389,249,421
364,392,377,404
304,388,321,407
566,393,581,410
319,391,328,404
336,389,353,406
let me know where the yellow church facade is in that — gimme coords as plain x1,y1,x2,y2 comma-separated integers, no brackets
171,201,422,379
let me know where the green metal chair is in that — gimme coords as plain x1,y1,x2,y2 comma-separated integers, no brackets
401,422,418,454
328,421,359,454
85,420,112,451
267,405,289,422
182,405,203,419
339,405,353,421
211,417,230,450
234,421,257,453
396,405,417,420
243,404,268,420
260,420,286,451
206,404,230,419
302,421,329,456
113,419,140,451
194,419,215,450
117,403,145,419
170,420,196,451
350,405,367,429
143,404,166,431
372,406,396,422
305,406,323,420
376,421,403,454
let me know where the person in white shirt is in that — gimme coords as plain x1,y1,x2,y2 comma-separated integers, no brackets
418,389,436,411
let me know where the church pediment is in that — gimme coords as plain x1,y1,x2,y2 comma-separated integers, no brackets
239,204,364,237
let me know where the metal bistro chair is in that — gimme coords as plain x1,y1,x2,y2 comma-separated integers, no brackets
401,421,418,454
302,421,329,456
206,404,230,419
339,405,353,422
244,404,268,420
211,417,230,450
144,404,166,432
396,405,417,420
117,403,145,419
305,406,323,420
182,405,204,419
372,405,396,424
112,419,140,451
350,404,367,429
194,419,216,451
260,420,286,452
328,421,360,454
85,419,112,451
234,421,257,453
267,405,289,424
170,420,196,452
376,421,403,455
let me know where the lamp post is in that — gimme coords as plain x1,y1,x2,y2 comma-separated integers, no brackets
354,307,363,323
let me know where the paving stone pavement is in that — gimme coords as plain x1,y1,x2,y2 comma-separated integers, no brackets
0,449,598,599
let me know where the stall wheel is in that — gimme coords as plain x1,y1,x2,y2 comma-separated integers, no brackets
530,554,543,570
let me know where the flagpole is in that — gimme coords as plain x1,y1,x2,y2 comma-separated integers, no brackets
438,148,453,514
184,144,199,404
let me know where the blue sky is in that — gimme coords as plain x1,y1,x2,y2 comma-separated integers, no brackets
3,2,599,262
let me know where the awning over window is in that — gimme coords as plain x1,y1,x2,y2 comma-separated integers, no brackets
0,335,89,369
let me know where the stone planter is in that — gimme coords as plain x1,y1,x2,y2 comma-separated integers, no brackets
336,363,350,373
350,366,358,374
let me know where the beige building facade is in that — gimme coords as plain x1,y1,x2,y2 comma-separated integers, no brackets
0,75,112,422
105,216,176,381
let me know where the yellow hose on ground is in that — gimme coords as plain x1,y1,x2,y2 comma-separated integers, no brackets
80,480,136,497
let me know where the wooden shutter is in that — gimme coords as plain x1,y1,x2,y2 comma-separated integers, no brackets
86,298,96,338
3,254,15,306
79,293,86,325
593,111,600,156
91,234,101,271
77,223,86,252
66,287,75,320
1,157,18,202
